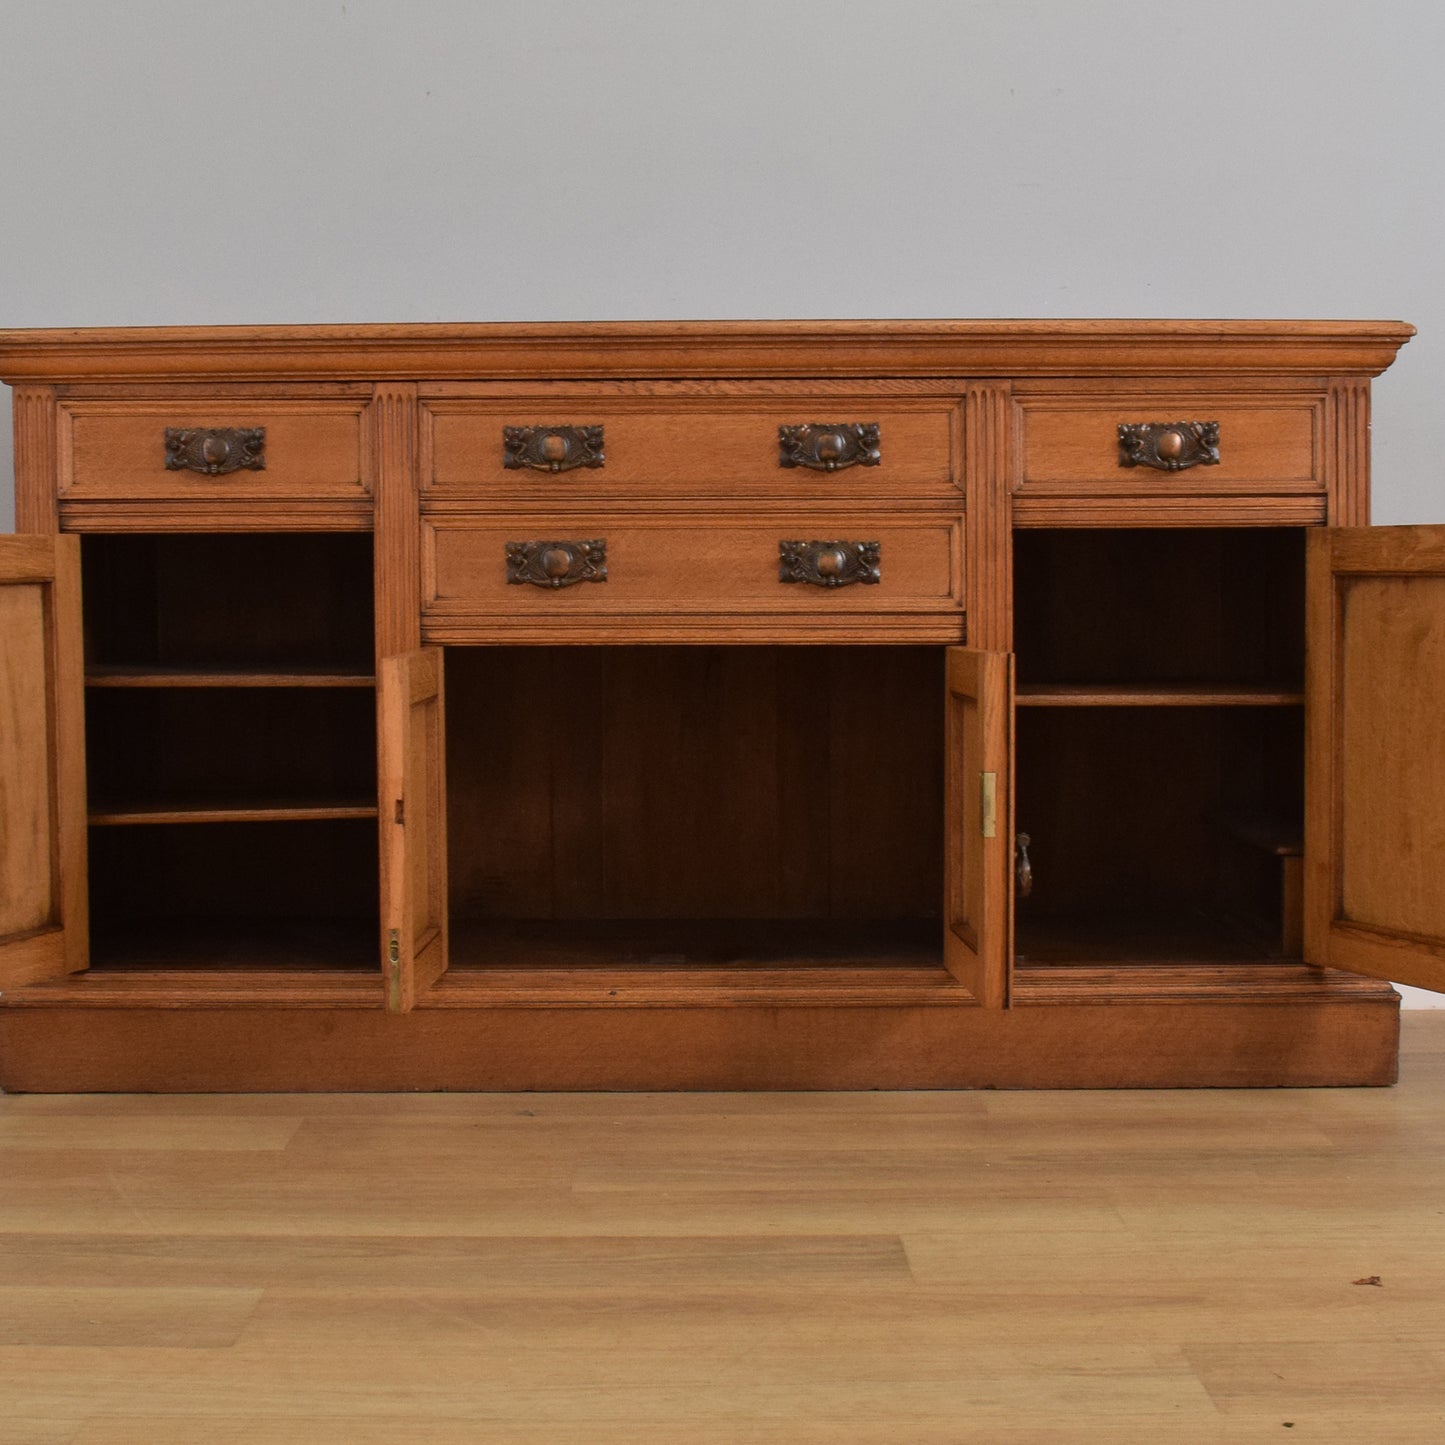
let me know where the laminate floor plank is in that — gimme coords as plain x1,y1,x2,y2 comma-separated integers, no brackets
57,1420,1445,1445
0,1014,1442,1442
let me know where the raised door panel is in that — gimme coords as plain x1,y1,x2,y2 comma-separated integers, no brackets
378,647,448,1012
1304,525,1445,992
945,647,1013,1007
0,535,88,987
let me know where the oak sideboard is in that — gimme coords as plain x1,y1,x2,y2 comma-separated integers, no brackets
0,319,1435,1092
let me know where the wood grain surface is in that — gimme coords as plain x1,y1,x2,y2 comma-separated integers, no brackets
0,1012,1439,1442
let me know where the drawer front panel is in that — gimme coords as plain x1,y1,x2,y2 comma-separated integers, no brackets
60,402,369,500
422,513,964,643
1017,393,1323,496
422,397,959,498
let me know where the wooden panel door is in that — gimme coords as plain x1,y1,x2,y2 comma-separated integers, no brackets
378,647,448,1012
1305,525,1445,992
945,647,1013,1007
0,534,88,988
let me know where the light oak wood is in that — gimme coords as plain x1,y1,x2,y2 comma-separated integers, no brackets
1016,683,1304,706
12,386,59,533
961,381,1013,652
83,667,375,688
379,648,448,1013
86,800,378,826
422,512,964,644
0,319,1432,1092
57,400,369,502
1326,379,1371,526
424,392,958,498
370,382,422,658
944,647,1012,1007
0,318,1415,382
1306,525,1445,991
1016,390,1322,495
0,534,87,987
0,984,1398,1088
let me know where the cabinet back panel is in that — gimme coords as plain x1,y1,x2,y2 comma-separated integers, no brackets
446,645,943,921
1015,706,1302,927
89,818,379,926
81,534,375,670
85,689,376,807
1013,528,1305,686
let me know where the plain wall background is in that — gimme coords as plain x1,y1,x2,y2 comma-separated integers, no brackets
2,0,1442,1003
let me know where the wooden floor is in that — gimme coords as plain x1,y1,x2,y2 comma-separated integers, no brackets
1,1019,1444,1443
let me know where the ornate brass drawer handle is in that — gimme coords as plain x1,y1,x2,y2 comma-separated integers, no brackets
503,425,605,473
506,539,607,588
164,427,266,475
1118,421,1220,471
1015,833,1034,898
778,540,881,588
778,422,881,472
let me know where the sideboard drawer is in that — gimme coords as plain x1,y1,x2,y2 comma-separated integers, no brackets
59,401,369,501
421,512,964,642
422,395,959,499
1016,391,1323,497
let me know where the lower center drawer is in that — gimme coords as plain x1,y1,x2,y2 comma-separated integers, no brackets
421,512,965,644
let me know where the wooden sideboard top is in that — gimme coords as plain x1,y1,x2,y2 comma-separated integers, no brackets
0,319,1414,383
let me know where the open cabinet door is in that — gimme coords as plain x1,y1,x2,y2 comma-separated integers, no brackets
378,647,448,1013
944,647,1013,1007
0,535,87,990
1305,526,1445,993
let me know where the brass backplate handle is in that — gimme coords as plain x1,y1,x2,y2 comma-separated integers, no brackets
506,539,608,588
1118,421,1220,471
503,425,605,473
778,540,881,587
778,422,881,471
164,427,266,475
1015,832,1033,897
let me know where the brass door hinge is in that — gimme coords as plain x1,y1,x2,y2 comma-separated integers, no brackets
980,772,998,839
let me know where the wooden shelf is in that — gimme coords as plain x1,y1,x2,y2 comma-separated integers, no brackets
1016,683,1305,707
88,798,378,826
85,666,375,689
1217,810,1304,857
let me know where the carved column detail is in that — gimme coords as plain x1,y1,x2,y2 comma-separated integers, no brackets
13,386,59,533
1326,380,1371,527
963,383,1012,652
371,383,421,656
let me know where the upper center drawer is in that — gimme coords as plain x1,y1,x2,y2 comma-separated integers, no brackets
421,388,962,499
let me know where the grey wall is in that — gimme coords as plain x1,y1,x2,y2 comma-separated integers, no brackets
3,1,1443,1005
